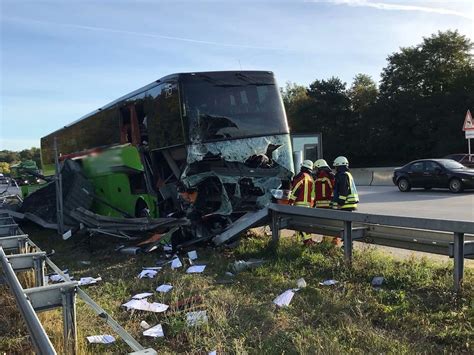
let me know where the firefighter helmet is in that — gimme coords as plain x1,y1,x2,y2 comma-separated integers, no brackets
314,159,329,169
301,160,313,170
333,156,349,167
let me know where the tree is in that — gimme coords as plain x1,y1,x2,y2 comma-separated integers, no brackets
0,162,10,174
348,74,378,113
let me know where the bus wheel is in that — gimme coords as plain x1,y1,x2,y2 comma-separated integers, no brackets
135,199,150,217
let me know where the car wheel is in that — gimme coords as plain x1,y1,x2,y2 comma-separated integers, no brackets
448,178,463,193
397,178,411,192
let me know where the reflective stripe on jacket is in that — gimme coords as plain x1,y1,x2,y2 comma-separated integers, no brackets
332,170,359,210
289,172,314,207
314,169,335,208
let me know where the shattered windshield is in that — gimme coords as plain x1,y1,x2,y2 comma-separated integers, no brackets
181,72,289,143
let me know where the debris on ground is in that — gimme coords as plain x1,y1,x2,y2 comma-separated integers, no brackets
132,292,154,300
122,299,169,313
86,335,116,344
296,278,307,288
319,279,339,286
140,321,151,330
273,289,296,307
371,276,384,287
187,250,198,260
156,284,173,293
171,257,182,269
138,269,158,279
49,270,71,283
143,324,165,338
119,247,142,255
78,276,102,286
186,265,206,274
186,310,208,326
229,259,265,273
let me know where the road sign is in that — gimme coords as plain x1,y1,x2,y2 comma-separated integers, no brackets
463,110,473,131
466,130,474,139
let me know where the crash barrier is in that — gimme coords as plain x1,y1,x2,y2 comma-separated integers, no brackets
268,203,474,292
0,217,157,355
351,167,396,186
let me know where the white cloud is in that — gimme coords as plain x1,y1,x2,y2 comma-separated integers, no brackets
315,0,473,20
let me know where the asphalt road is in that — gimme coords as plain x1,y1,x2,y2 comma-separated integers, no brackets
357,185,474,222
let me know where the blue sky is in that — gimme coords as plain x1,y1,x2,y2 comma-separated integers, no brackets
1,0,472,151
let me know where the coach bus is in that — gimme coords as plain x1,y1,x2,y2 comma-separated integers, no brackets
41,71,294,228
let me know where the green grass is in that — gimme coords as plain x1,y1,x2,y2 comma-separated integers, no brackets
1,224,473,354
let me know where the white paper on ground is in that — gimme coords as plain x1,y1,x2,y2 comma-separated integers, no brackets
156,284,173,293
143,266,162,271
86,335,115,344
62,230,72,240
140,320,151,330
296,278,307,288
187,250,198,260
171,258,182,269
371,276,384,286
132,292,153,300
163,244,173,251
273,289,295,307
186,265,206,274
143,323,164,338
138,269,158,279
122,299,169,313
186,310,208,326
78,277,102,286
319,279,338,286
209,351,217,355
49,273,70,282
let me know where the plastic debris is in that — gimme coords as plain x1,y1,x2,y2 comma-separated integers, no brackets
319,279,338,286
186,265,206,274
132,292,153,300
209,351,217,355
273,289,295,307
225,272,234,277
78,276,102,286
171,258,182,269
122,299,169,313
163,244,173,252
296,278,307,288
143,324,164,338
79,260,91,265
120,247,142,255
229,259,265,273
140,320,151,330
143,266,162,270
49,272,71,283
186,310,208,326
86,335,115,344
138,269,158,279
156,284,173,293
372,276,384,287
62,230,72,240
188,250,198,260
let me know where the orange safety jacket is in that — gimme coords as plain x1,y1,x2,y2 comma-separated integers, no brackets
314,169,335,208
289,172,315,207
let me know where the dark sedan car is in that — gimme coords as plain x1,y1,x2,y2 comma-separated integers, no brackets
443,154,474,168
392,159,474,193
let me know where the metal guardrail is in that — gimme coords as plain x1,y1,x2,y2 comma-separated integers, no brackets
0,218,156,355
268,203,474,292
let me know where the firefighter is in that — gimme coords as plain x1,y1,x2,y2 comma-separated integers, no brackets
331,156,359,211
289,160,315,245
313,159,335,208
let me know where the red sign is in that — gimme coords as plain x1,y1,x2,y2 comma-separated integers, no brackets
463,110,474,131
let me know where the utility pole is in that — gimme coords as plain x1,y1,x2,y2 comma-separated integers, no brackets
54,137,64,235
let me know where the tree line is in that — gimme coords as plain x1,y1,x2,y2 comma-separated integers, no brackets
0,148,41,174
281,30,474,167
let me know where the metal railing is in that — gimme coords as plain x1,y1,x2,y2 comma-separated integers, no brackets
0,217,156,355
268,203,474,292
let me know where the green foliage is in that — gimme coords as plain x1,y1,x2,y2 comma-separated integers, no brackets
282,30,474,167
0,148,42,169
0,162,10,174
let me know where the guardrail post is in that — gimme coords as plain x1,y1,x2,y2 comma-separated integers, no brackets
343,221,353,265
62,286,77,354
33,256,46,287
271,211,281,246
453,232,464,292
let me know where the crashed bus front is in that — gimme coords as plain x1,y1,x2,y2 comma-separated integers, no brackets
40,71,293,232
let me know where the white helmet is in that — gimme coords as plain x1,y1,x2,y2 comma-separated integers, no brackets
314,159,329,169
301,160,313,170
333,156,349,167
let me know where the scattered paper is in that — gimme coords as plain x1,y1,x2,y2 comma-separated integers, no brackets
86,335,115,344
62,230,72,240
78,277,102,286
143,266,162,271
372,276,384,287
186,265,206,274
273,289,295,307
140,320,151,330
156,284,173,293
171,258,182,270
319,279,338,286
138,269,158,279
49,270,71,283
188,250,198,260
132,292,153,300
296,278,307,288
209,351,217,355
143,324,164,338
186,310,208,326
163,244,173,252
122,299,169,313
